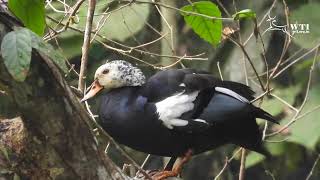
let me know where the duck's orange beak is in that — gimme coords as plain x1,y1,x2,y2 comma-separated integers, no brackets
80,80,103,102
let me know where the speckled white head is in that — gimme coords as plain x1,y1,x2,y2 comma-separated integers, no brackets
81,60,146,102
95,60,146,89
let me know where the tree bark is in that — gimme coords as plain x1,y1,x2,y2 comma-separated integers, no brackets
0,12,127,180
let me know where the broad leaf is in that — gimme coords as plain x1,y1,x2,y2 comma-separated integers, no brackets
181,1,222,46
1,28,67,81
1,28,32,81
232,9,256,20
8,0,46,35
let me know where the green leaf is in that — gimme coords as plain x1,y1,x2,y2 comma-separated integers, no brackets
232,9,256,20
286,85,320,150
1,28,32,81
181,1,222,46
1,28,67,79
290,3,320,49
8,0,46,35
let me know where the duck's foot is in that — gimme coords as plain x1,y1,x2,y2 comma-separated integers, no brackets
152,170,179,180
152,149,193,180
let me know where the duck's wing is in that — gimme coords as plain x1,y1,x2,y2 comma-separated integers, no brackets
142,68,255,102
142,68,276,131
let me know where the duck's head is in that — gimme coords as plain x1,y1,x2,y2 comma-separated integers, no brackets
81,60,146,102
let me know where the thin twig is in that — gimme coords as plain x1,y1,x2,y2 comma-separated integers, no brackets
249,44,319,80
155,0,175,54
273,43,320,78
265,136,290,143
47,15,208,62
296,104,320,120
267,47,319,137
224,32,265,90
256,22,269,91
239,149,247,180
160,55,187,69
216,0,231,17
214,157,229,180
83,91,152,180
214,148,242,180
141,154,151,169
265,170,276,180
78,0,96,92
271,93,298,112
262,121,268,141
217,61,223,81
251,88,274,103
63,0,86,31
243,0,277,46
232,0,248,86
306,154,320,180
269,0,291,79
121,0,234,21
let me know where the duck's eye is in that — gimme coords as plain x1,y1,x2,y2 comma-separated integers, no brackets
102,69,109,74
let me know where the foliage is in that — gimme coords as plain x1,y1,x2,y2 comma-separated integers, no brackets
180,1,222,46
232,9,256,20
46,1,150,59
1,0,320,179
1,28,67,81
1,28,32,81
8,0,46,35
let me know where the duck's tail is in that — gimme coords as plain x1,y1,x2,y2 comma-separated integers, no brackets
253,106,279,124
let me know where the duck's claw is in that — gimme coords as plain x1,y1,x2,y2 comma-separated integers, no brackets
152,149,193,180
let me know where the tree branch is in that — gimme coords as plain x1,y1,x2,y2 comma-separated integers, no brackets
0,12,127,180
78,0,96,92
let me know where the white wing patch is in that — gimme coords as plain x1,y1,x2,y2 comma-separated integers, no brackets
194,119,208,124
155,91,199,129
215,87,249,103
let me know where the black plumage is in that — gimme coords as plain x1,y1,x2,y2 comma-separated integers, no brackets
83,64,277,157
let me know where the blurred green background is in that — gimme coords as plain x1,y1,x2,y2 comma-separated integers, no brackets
2,0,320,179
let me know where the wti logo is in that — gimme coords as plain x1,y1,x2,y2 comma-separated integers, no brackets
265,13,310,37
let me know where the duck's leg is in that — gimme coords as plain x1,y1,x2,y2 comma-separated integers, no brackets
153,150,193,180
